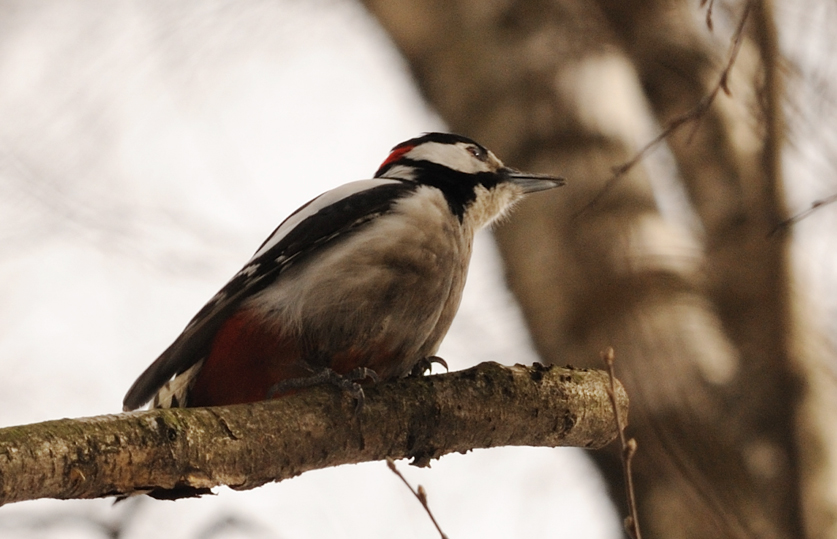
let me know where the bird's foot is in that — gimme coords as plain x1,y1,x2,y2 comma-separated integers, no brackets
410,355,449,377
267,367,379,411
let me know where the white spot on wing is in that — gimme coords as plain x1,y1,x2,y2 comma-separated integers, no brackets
251,179,403,259
152,361,203,409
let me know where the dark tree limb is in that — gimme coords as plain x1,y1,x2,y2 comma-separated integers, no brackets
358,0,804,536
0,362,627,506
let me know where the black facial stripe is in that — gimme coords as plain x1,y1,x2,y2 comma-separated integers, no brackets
394,158,504,222
377,133,490,178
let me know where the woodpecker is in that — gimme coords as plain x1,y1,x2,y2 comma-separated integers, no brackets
122,133,563,411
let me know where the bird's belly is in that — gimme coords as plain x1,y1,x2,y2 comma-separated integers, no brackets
242,205,468,380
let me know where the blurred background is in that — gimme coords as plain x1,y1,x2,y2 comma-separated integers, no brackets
0,0,835,538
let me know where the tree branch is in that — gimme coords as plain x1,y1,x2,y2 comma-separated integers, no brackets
572,0,754,220
0,362,627,506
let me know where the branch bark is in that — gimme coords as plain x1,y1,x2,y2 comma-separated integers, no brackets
0,362,626,506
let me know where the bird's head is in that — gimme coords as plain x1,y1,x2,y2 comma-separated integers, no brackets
375,132,564,228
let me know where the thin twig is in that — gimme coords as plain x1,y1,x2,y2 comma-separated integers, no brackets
769,192,837,236
602,348,642,539
386,457,450,539
573,0,754,220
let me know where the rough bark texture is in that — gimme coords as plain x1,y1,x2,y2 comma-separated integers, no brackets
0,362,626,506
361,0,806,537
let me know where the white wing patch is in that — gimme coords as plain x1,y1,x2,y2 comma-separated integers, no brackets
251,179,403,259
152,361,204,408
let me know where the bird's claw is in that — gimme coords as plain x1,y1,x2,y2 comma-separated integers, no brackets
410,355,449,377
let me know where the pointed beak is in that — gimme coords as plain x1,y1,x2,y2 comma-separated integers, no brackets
505,169,565,194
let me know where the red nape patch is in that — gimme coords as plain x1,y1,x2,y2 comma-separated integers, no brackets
188,310,310,407
376,144,414,174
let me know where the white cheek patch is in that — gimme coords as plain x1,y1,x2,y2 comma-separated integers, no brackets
251,179,402,259
405,142,493,174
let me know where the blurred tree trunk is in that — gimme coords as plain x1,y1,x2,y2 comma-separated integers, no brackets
362,0,810,537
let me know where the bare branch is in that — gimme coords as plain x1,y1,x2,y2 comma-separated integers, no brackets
573,0,754,220
770,192,837,236
387,458,449,539
0,362,627,506
602,348,642,539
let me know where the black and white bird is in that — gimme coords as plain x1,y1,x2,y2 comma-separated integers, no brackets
123,132,563,411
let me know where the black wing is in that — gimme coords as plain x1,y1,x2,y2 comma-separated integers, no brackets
122,180,416,410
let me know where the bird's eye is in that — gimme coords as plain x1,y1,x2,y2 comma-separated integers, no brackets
467,145,488,161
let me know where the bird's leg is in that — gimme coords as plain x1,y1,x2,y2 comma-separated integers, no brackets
410,355,449,377
344,367,380,384
267,367,380,410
